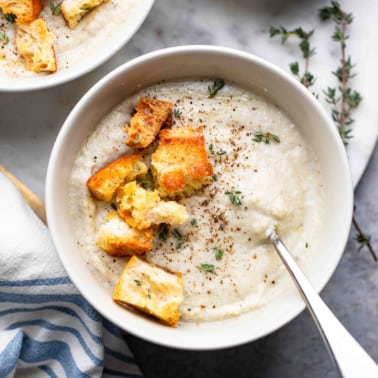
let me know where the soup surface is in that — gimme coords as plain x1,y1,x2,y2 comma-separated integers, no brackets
69,80,324,322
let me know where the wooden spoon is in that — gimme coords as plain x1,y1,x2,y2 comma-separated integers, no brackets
0,165,47,225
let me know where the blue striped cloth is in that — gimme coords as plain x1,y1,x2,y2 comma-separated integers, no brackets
0,173,143,377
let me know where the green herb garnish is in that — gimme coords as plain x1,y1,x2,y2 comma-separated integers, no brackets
212,174,218,182
4,13,16,23
208,79,225,98
225,190,242,206
305,242,309,248
176,241,184,249
158,223,169,241
319,1,361,144
213,246,223,261
191,218,198,226
208,143,213,152
137,170,154,190
173,108,182,118
198,263,215,273
270,26,316,89
50,2,63,16
216,149,227,156
0,32,9,45
252,131,280,144
134,279,142,286
172,228,182,240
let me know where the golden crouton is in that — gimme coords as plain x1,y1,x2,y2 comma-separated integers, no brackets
112,255,184,327
96,212,153,256
151,126,214,198
15,18,57,73
125,97,174,149
87,153,147,202
0,0,43,24
116,181,188,230
61,0,109,29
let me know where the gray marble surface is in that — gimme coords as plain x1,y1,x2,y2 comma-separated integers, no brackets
0,0,377,377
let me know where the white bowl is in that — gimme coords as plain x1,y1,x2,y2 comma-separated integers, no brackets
46,45,353,350
0,0,154,92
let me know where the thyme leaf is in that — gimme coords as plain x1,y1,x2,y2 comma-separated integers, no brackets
4,13,16,23
137,170,154,190
252,131,280,144
50,2,63,16
0,32,9,45
225,190,242,206
198,263,215,273
213,246,223,261
173,108,182,118
208,79,225,98
158,223,169,241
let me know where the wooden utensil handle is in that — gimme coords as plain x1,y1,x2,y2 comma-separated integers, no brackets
0,165,47,225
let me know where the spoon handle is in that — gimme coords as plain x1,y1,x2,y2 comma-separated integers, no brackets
268,230,377,377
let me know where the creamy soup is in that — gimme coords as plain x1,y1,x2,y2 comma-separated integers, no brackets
68,80,324,322
0,0,137,78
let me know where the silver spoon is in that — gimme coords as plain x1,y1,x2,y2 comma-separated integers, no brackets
267,229,378,377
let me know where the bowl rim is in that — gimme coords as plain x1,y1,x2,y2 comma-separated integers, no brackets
46,44,353,350
0,0,154,92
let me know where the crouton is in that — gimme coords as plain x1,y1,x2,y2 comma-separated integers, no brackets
151,126,214,198
15,18,57,73
0,0,43,24
112,255,184,327
61,0,109,29
96,212,153,256
87,153,147,202
116,181,188,230
125,97,174,149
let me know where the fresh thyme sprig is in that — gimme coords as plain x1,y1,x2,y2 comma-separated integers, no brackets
0,32,9,45
319,2,374,260
4,13,16,23
352,213,377,262
268,2,375,261
208,79,225,98
320,0,362,144
252,131,280,144
270,26,316,89
50,2,63,16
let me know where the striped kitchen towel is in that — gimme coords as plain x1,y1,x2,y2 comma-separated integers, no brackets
0,173,143,378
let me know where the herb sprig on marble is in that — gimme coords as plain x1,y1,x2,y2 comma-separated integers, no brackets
269,1,376,261
319,1,362,144
270,26,316,89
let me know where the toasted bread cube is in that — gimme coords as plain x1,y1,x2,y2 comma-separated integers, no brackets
61,0,109,29
15,18,57,73
0,0,43,24
151,126,214,198
113,256,184,327
125,97,173,149
116,181,188,230
87,153,147,202
96,212,153,256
